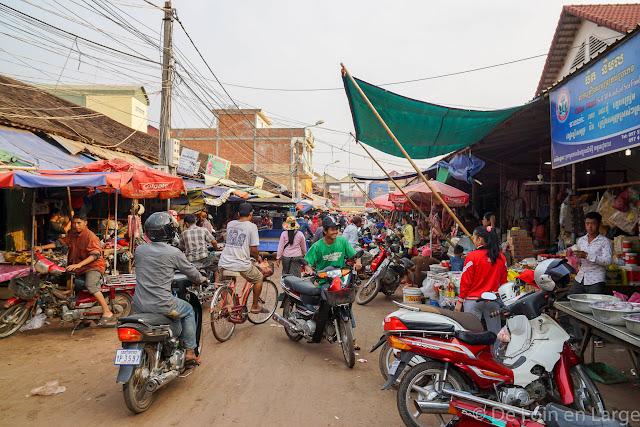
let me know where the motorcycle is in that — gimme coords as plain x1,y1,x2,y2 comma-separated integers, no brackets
272,252,363,368
373,261,606,427
443,388,627,427
0,252,134,338
356,244,414,305
115,272,204,414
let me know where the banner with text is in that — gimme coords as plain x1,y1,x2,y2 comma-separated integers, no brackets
550,32,640,168
205,155,231,179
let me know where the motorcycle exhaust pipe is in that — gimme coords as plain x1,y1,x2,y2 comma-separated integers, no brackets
441,389,538,419
272,313,301,333
145,370,179,393
413,400,451,414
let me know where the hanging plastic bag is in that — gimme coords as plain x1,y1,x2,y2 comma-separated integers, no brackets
559,196,573,232
497,326,511,343
613,188,630,212
609,207,638,234
596,191,617,227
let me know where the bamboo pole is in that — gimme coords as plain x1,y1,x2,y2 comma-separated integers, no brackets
356,139,454,247
349,177,400,238
341,63,471,238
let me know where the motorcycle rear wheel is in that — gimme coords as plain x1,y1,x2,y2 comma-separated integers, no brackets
122,344,155,414
570,365,605,416
210,286,237,342
282,296,303,342
397,361,469,427
379,343,428,387
355,276,380,305
0,302,31,339
337,317,355,368
112,292,133,318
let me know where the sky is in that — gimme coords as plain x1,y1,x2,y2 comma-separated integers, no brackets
1,0,638,180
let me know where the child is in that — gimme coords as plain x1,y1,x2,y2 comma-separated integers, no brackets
450,245,465,272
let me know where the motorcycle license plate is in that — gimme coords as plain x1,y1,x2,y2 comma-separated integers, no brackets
388,359,401,376
114,349,142,365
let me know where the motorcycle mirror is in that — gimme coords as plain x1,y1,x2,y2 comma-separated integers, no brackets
480,292,498,301
299,258,309,266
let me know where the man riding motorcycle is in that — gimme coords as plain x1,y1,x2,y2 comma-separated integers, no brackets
132,212,206,364
304,216,362,343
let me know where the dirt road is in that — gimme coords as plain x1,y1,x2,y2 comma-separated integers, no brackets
0,268,408,426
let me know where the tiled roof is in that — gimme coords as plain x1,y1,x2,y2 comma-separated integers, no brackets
535,4,640,95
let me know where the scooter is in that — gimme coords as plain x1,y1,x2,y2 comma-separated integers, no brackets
0,252,134,338
373,260,606,427
272,253,363,368
115,272,204,414
356,244,414,305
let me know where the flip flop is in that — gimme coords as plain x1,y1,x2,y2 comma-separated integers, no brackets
185,356,201,366
250,307,269,314
97,314,115,326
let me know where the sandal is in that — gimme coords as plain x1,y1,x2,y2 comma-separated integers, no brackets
97,314,115,326
250,307,269,314
185,356,201,366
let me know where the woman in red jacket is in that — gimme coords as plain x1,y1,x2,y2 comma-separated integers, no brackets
454,226,507,336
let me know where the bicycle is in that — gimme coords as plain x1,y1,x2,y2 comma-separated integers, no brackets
209,266,278,342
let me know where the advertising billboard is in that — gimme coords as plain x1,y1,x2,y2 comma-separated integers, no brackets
550,32,640,168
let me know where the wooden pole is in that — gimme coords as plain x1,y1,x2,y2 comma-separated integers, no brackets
356,139,454,247
66,187,74,219
350,177,401,238
342,63,471,238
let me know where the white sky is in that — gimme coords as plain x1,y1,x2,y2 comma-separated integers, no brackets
2,0,638,179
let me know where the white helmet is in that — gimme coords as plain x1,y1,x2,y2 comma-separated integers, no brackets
534,259,575,291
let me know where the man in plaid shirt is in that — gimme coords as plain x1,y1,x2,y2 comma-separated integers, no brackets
179,214,220,280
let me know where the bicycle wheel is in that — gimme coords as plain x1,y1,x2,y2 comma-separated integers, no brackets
210,286,237,342
247,279,278,324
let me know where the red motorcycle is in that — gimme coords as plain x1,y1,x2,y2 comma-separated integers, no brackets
0,252,134,338
372,259,607,427
356,242,413,305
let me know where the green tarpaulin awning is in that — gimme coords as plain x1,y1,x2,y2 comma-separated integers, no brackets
342,75,524,159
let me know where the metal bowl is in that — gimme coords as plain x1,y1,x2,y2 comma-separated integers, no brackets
589,301,640,326
621,314,640,336
568,294,621,314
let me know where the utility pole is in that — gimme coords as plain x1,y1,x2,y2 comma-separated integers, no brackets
159,1,173,209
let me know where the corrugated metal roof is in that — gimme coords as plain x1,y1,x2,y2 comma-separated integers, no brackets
50,134,150,167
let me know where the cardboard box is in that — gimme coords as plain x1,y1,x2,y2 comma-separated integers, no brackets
508,229,529,239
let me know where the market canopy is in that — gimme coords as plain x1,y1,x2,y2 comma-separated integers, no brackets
389,180,469,207
342,76,524,158
0,170,107,188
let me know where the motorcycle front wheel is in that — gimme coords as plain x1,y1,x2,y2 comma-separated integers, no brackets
355,275,380,305
0,302,31,339
397,361,469,427
337,316,355,368
282,296,303,342
122,344,155,414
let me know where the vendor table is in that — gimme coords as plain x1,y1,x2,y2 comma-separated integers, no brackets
0,264,31,283
554,301,640,376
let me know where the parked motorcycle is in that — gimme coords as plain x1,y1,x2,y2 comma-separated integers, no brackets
373,259,607,427
272,253,363,368
115,272,205,414
356,244,414,305
0,252,134,338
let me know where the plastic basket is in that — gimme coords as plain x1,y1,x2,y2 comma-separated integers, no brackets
326,287,356,306
584,362,628,385
9,275,38,299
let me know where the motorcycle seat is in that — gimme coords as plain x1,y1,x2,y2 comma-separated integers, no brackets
454,330,496,346
398,319,455,333
283,276,321,296
402,304,483,332
118,313,174,327
543,403,627,427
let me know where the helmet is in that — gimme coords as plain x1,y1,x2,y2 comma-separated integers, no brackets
145,212,179,242
534,258,575,291
389,243,401,254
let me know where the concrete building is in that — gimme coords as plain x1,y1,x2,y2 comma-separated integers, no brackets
173,109,315,197
37,85,149,132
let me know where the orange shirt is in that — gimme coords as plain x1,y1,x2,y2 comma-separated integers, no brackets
58,227,106,275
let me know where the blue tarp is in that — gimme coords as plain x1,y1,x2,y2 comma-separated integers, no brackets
436,152,485,184
1,170,107,188
351,166,438,182
0,125,91,170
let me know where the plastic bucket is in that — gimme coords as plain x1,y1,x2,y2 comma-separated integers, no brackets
622,240,632,252
626,253,638,265
403,287,423,304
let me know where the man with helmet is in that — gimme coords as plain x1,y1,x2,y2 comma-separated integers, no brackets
133,212,206,364
304,216,362,343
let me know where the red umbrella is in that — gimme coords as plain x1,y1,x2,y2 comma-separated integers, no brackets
59,159,186,199
389,179,469,207
366,193,430,212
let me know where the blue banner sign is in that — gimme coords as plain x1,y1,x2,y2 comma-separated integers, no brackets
550,32,640,168
369,182,389,198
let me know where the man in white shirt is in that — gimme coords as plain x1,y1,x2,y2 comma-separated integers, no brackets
568,211,612,345
218,203,266,314
342,216,362,249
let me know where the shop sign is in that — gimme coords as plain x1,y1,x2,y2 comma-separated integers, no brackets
550,32,640,168
205,154,231,179
254,176,264,189
369,182,389,198
176,147,200,175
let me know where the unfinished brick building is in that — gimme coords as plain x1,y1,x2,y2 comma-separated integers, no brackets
172,109,315,197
